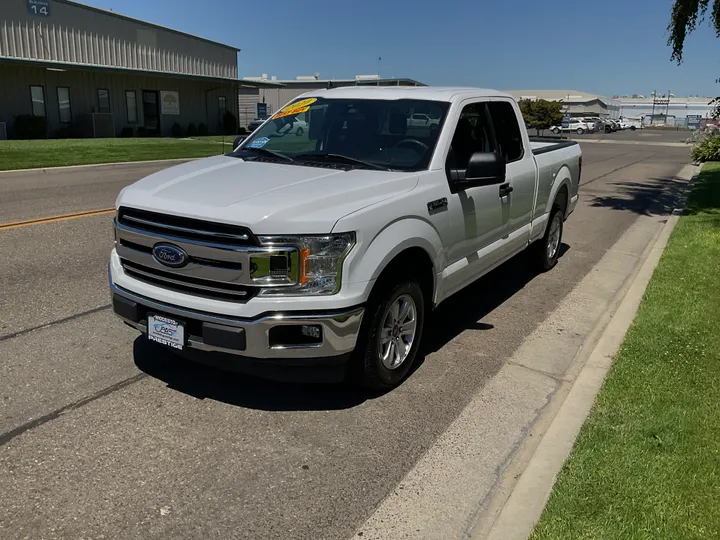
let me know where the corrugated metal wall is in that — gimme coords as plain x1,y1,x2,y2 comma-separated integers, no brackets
1,0,237,79
0,63,237,137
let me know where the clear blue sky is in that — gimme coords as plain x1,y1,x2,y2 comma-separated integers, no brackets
82,0,719,97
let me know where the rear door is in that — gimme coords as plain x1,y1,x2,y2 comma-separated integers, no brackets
488,99,537,256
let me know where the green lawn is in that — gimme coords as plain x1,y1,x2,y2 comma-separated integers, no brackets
0,137,234,171
531,164,720,539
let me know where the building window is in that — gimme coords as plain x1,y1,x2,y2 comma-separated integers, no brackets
125,91,138,123
97,89,111,113
218,96,226,119
30,86,46,117
57,87,72,123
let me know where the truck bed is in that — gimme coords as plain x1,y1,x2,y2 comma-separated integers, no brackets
529,137,579,155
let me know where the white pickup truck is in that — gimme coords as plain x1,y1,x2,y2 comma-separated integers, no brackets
110,87,581,391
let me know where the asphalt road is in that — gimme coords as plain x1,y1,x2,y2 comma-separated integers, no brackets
0,140,692,539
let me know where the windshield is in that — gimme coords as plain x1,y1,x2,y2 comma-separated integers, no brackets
234,97,450,171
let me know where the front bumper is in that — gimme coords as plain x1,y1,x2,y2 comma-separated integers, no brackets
110,278,364,360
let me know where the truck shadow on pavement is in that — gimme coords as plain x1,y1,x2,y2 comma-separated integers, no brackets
586,176,688,216
133,245,569,411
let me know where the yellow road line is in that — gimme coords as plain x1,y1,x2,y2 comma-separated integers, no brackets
0,208,115,230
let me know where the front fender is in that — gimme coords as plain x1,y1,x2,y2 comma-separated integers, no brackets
343,218,443,302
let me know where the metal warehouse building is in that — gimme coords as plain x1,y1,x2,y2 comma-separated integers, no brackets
0,0,256,138
237,74,424,130
505,90,621,119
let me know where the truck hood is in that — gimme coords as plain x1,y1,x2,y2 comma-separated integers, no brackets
117,155,419,234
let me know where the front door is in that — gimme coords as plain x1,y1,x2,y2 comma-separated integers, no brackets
142,91,160,135
442,100,511,298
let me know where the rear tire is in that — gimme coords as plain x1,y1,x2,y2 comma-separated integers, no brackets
577,128,585,134
630,126,636,131
296,127,304,136
350,277,425,392
532,206,564,272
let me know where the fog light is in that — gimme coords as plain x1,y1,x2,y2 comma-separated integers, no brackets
301,325,321,339
268,325,323,348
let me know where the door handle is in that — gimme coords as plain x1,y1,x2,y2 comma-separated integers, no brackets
499,183,513,197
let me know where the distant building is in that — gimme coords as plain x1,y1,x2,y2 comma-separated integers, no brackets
613,95,715,125
238,74,425,129
0,0,275,138
505,90,621,119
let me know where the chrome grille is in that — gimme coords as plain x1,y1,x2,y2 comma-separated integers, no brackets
121,260,256,302
117,207,256,247
114,207,299,302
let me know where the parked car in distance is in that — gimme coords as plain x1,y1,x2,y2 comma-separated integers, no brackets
578,118,597,133
551,118,591,134
619,118,641,131
408,113,440,127
248,119,265,132
110,87,581,391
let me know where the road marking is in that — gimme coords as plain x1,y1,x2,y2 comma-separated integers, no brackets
0,208,114,230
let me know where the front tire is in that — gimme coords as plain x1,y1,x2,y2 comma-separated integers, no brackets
630,126,636,131
532,207,564,271
552,128,561,134
296,127,304,136
577,128,585,134
351,278,425,392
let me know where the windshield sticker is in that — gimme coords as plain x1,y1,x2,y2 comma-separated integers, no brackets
248,137,269,148
273,98,317,119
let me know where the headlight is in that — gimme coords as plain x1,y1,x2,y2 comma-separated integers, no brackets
255,233,355,296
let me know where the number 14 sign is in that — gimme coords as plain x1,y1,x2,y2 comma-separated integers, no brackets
28,0,50,17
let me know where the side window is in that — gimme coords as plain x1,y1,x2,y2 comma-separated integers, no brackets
487,102,524,162
448,102,495,170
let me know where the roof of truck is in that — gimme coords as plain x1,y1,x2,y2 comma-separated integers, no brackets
298,86,513,102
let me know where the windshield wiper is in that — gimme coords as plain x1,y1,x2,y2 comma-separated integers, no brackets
294,153,392,171
241,147,293,162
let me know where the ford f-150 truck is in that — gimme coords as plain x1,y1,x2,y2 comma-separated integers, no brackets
110,87,581,391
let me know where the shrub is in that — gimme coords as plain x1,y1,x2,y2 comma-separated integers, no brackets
14,115,47,139
222,110,237,135
121,126,134,138
170,122,183,138
198,123,208,136
187,123,198,137
136,126,148,137
691,134,720,162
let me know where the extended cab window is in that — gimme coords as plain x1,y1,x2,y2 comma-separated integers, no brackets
447,102,496,171
487,101,524,162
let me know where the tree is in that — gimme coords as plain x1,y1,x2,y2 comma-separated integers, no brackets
518,99,564,136
667,0,720,63
667,1,720,117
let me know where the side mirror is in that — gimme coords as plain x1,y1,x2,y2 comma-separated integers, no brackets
464,152,506,186
233,136,246,149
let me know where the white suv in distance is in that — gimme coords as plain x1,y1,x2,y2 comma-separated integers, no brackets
551,118,591,135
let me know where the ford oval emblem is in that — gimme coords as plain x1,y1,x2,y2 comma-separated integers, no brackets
152,243,188,268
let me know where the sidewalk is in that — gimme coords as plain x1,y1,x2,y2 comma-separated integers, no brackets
352,164,699,540
526,163,719,539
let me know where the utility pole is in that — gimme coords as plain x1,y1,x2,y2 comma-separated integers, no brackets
650,90,657,120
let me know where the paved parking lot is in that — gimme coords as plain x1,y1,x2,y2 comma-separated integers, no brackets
0,138,692,539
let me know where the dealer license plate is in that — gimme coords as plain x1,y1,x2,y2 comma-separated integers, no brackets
147,314,185,350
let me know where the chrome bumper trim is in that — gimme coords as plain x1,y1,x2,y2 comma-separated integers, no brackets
110,278,364,359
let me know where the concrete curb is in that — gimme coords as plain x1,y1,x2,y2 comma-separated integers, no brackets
0,157,196,175
482,164,699,540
